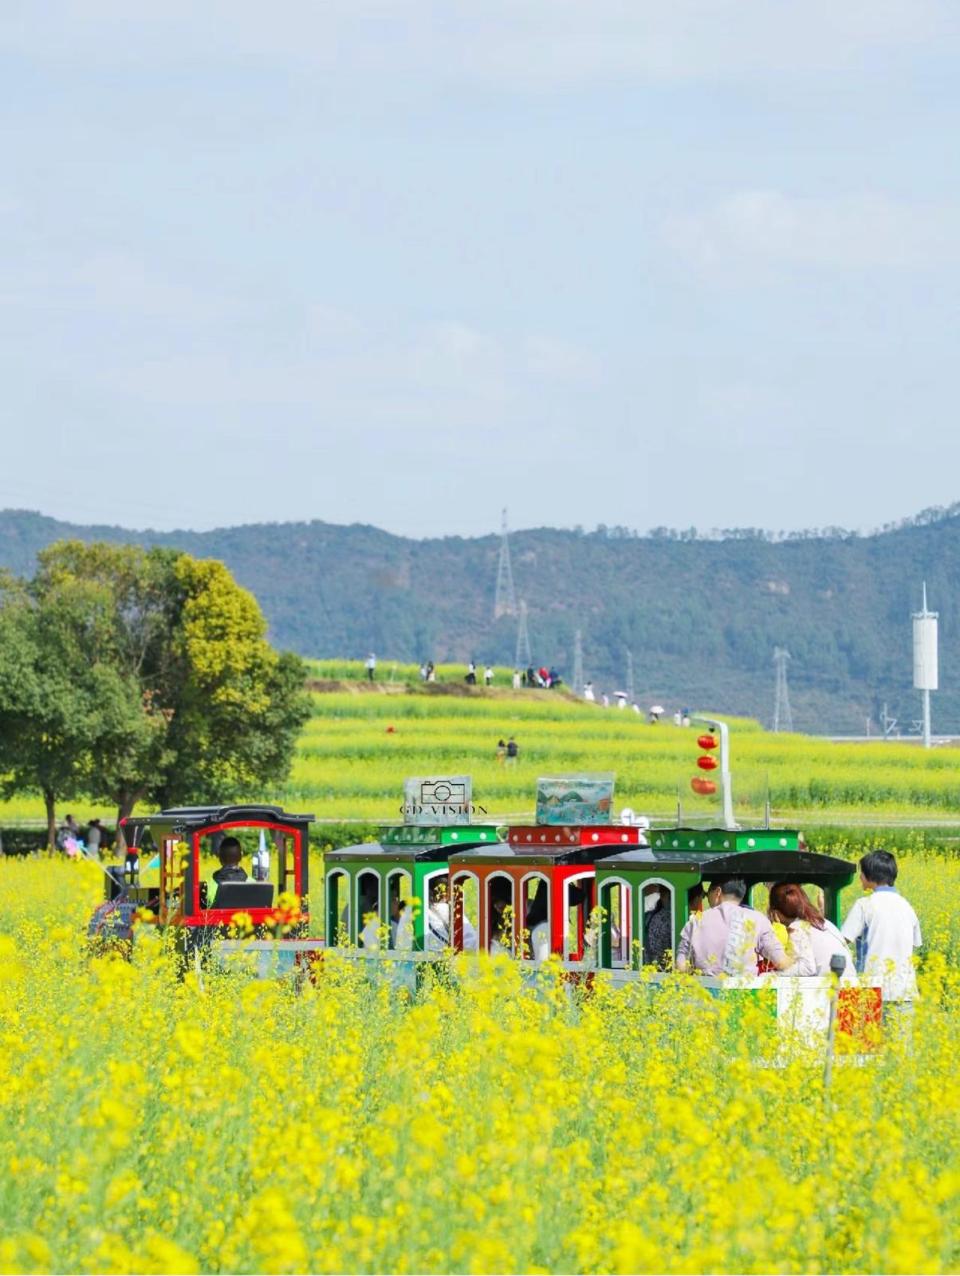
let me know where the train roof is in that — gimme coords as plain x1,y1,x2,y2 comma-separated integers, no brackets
648,828,806,854
121,805,315,837
327,824,503,865
598,845,855,883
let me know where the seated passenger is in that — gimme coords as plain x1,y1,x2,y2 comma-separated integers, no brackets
525,887,550,962
768,882,856,981
676,878,810,977
428,880,479,952
390,894,414,951
213,838,248,885
642,884,672,967
357,881,381,950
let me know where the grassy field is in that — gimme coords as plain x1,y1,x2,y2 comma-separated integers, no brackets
0,852,958,1274
2,676,960,830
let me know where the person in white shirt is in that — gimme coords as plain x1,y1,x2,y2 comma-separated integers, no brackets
768,882,856,981
389,894,414,951
841,850,922,1012
426,879,478,951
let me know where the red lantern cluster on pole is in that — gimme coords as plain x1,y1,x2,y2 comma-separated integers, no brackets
691,730,720,796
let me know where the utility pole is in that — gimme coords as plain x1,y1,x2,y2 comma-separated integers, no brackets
912,582,938,750
572,629,584,697
773,647,793,734
515,599,532,669
625,650,635,702
493,508,518,620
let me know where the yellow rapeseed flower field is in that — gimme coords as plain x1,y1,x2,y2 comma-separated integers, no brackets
3,684,960,827
1,852,960,1274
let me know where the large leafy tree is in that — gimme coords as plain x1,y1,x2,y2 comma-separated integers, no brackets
0,543,311,846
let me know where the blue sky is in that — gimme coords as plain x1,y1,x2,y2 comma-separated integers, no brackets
2,1,960,538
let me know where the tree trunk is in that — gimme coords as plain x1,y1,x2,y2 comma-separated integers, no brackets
44,788,57,853
113,791,140,854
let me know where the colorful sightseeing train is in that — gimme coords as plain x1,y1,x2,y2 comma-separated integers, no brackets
96,768,882,1042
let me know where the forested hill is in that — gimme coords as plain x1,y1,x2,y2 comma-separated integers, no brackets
1,507,957,734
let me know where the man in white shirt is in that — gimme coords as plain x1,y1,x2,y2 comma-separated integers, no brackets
841,850,922,1012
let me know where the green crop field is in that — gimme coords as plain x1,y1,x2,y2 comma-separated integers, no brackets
5,667,960,832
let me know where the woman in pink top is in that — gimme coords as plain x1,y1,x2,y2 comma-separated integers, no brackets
768,882,856,981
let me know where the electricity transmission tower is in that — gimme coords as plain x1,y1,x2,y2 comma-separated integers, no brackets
773,647,793,733
515,599,532,668
572,629,584,696
625,650,635,701
493,508,518,619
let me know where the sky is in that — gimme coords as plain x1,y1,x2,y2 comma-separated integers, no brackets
2,1,960,539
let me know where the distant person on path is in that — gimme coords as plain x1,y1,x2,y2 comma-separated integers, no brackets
496,738,507,764
840,850,922,1022
466,661,477,686
426,661,435,682
506,737,519,764
512,669,521,690
484,666,494,686
583,682,595,702
676,878,803,977
57,814,80,851
85,819,103,856
601,694,609,708
419,663,428,681
366,653,377,682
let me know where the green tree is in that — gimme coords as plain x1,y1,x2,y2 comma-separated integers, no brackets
1,543,311,846
0,570,109,847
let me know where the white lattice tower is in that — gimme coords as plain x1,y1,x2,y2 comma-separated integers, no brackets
773,647,793,733
493,508,518,619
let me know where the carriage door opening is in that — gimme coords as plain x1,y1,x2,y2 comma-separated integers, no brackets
387,869,413,951
357,870,382,950
521,874,550,961
600,880,632,968
451,873,479,953
326,870,351,945
487,875,515,955
564,875,593,961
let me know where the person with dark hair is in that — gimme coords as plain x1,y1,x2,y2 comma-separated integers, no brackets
676,878,803,976
642,884,672,967
841,850,921,1009
213,837,247,884
768,883,855,980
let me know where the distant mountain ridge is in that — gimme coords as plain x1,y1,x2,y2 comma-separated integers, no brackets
1,506,957,734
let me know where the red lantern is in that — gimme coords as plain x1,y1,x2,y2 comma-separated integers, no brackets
697,734,718,750
691,777,717,796
697,755,718,771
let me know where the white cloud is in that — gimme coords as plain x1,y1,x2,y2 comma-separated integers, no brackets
663,190,960,272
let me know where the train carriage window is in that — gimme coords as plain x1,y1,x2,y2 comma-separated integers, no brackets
521,874,551,961
641,880,675,968
326,869,351,946
487,875,515,956
357,870,382,950
564,875,594,961
450,873,479,952
599,880,632,969
386,869,414,951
